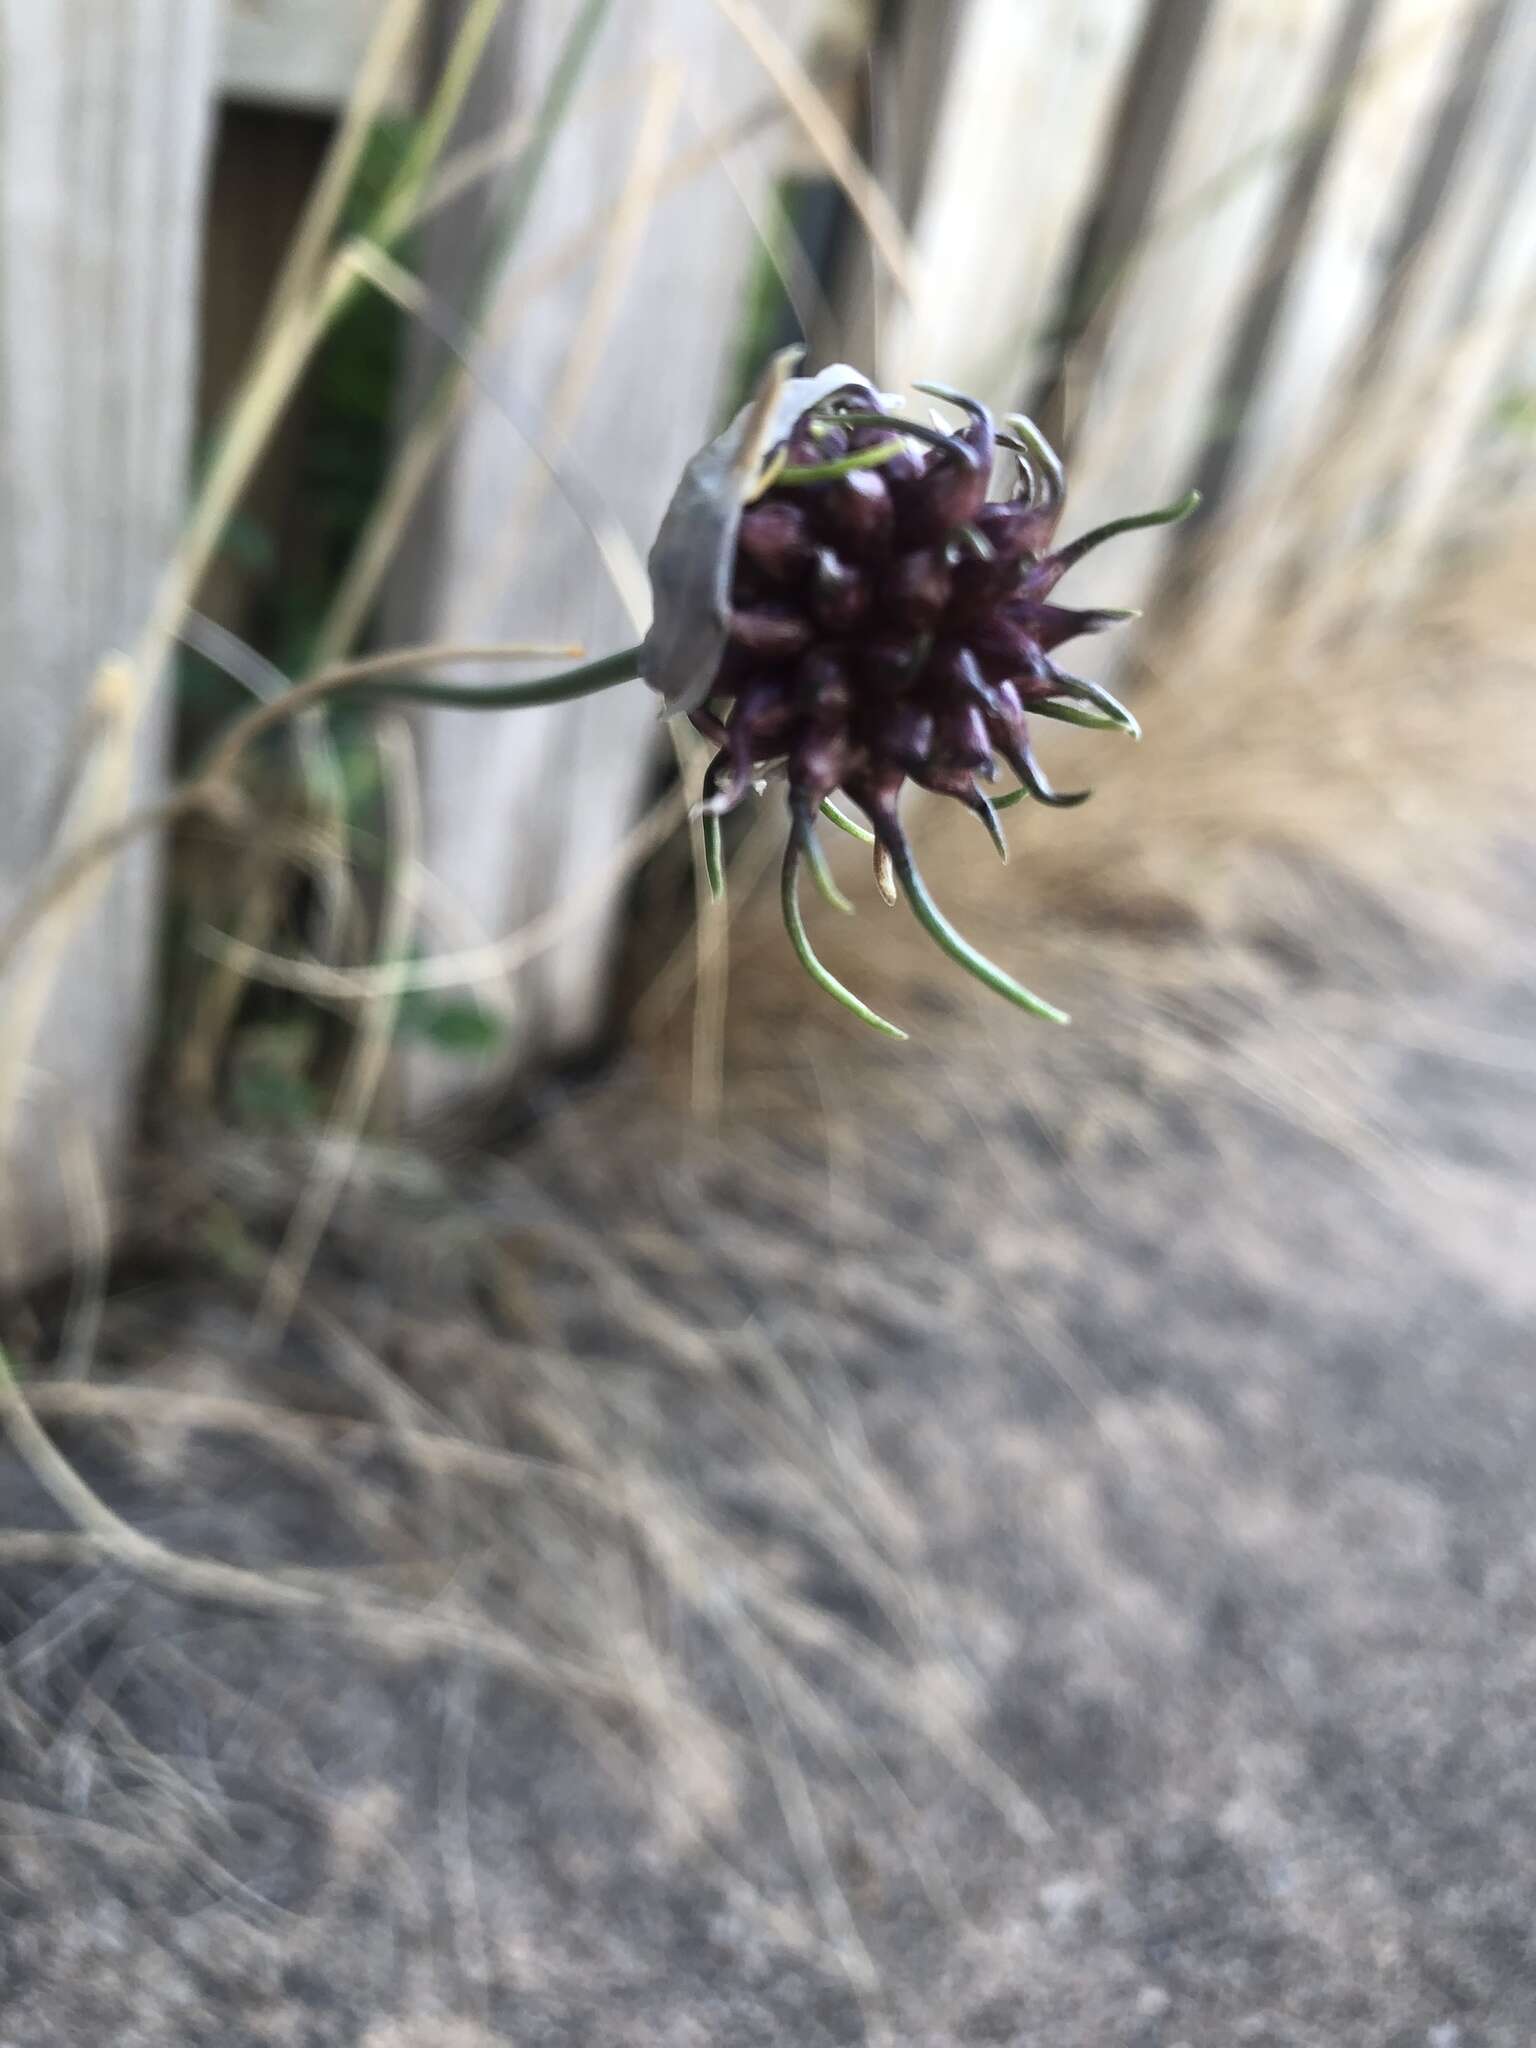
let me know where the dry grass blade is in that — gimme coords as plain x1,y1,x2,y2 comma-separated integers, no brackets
249,717,422,1348
174,854,286,1109
341,238,656,638
196,782,686,1003
713,1610,882,2007
415,65,640,225
370,0,507,248
257,0,430,339
303,73,816,686
459,57,685,625
681,78,837,343
48,1112,110,1382
0,641,620,1004
131,0,509,692
313,0,618,669
632,797,788,1039
708,0,920,302
0,660,137,1272
0,1349,623,1703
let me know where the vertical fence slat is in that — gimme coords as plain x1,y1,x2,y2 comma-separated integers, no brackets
386,0,822,1107
1220,0,1480,520
1049,0,1352,618
851,0,1153,405
222,0,401,110
0,0,221,1280
1358,0,1536,595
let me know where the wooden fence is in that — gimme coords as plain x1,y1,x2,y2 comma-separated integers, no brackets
1,0,1532,1276
0,0,223,1280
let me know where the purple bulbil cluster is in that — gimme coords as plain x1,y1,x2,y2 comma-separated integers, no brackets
643,363,1196,1034
697,382,1130,854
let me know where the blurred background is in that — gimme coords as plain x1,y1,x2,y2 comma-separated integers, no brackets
0,2,1534,2041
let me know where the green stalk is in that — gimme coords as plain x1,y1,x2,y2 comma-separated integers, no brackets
1043,671,1142,739
821,796,875,845
1003,412,1066,505
793,803,853,914
969,791,1009,861
346,645,642,712
824,409,968,457
887,834,1068,1025
371,0,505,248
1023,701,1125,736
202,647,642,787
1054,489,1201,571
699,756,727,902
776,439,907,486
781,838,906,1041
702,814,726,903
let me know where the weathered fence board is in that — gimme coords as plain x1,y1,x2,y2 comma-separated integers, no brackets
386,0,819,1105
0,0,222,1280
1219,0,1479,522
848,0,1153,406
1055,0,1355,619
222,0,403,111
1360,0,1536,597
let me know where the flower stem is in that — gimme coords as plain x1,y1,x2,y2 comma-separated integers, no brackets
338,644,644,713
202,645,644,785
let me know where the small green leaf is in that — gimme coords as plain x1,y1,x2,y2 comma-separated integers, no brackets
396,993,507,1054
228,1018,323,1129
1493,386,1536,436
